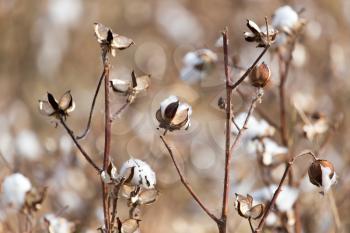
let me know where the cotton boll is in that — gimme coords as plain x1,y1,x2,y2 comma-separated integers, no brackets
1,173,32,210
119,159,156,189
252,185,299,212
15,130,42,161
44,214,75,233
272,6,299,33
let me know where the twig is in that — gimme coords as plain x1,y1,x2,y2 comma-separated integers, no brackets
160,136,220,223
229,45,270,90
328,190,342,232
76,69,106,140
220,28,232,233
59,117,101,172
111,102,129,120
230,93,260,152
254,151,317,232
102,58,112,231
248,218,255,233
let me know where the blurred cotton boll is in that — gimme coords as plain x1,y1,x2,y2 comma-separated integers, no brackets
15,129,42,161
48,0,82,26
44,214,75,233
180,49,218,84
232,113,275,140
272,5,299,34
1,173,32,210
119,159,156,189
156,0,203,44
252,185,299,212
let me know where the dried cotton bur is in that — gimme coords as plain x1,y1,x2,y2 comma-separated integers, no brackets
39,91,75,122
110,71,150,104
94,22,134,57
244,19,277,47
234,194,264,220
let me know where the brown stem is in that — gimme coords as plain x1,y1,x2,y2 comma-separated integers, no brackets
102,58,112,231
248,218,255,233
59,117,101,172
254,151,316,232
76,69,106,140
160,136,220,223
220,28,232,233
230,94,260,152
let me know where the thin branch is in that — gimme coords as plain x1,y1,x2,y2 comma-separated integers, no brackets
59,117,101,172
230,93,261,152
111,102,129,120
229,45,270,90
76,69,106,140
328,189,342,232
160,136,220,223
254,151,317,232
220,28,232,233
248,218,255,233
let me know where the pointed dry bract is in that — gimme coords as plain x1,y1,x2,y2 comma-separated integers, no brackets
94,23,134,57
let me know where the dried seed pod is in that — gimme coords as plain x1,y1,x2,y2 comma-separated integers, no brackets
110,71,150,104
308,159,336,194
39,91,75,120
234,193,264,219
94,23,134,56
244,20,278,47
249,62,271,88
120,219,139,233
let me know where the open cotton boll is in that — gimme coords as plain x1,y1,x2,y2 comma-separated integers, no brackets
320,165,337,193
1,173,32,210
119,159,156,189
44,214,75,233
160,95,179,120
232,113,275,139
259,138,288,165
252,185,299,212
272,5,299,32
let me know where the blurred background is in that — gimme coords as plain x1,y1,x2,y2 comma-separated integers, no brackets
0,0,349,232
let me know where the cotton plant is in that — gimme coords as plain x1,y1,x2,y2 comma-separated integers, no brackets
180,49,218,84
99,158,158,233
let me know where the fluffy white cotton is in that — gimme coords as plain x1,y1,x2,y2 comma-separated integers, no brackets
321,165,337,193
1,173,32,210
232,113,275,139
180,49,217,83
258,138,288,165
252,185,299,212
119,159,156,189
160,95,178,119
272,5,299,32
16,130,42,160
44,214,75,233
